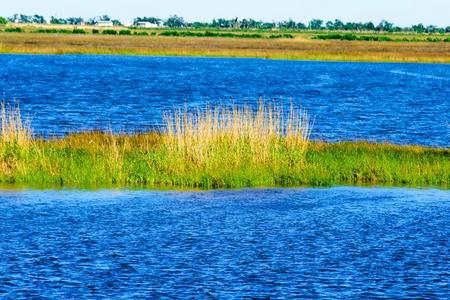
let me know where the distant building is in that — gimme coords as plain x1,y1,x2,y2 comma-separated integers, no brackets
96,20,114,27
136,21,160,28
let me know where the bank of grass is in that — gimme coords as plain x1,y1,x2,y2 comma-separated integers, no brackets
1,32,450,63
313,33,450,42
0,103,448,189
158,30,294,39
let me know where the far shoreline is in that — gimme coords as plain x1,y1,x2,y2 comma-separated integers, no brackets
1,32,449,64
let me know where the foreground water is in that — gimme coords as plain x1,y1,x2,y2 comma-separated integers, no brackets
0,55,449,146
0,187,448,298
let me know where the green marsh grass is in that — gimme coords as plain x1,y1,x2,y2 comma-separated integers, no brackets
0,103,448,189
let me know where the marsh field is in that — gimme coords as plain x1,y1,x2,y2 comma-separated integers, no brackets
0,38,449,298
1,26,450,62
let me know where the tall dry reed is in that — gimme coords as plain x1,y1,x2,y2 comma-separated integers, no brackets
0,102,32,147
163,102,311,171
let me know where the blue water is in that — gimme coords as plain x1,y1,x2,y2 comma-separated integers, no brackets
0,55,449,298
0,187,449,299
0,55,449,146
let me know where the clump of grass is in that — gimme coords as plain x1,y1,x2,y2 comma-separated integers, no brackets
102,29,117,35
312,33,449,43
35,28,72,34
313,33,394,42
72,29,86,34
164,102,310,167
119,30,131,35
269,34,294,39
0,103,31,147
159,30,264,39
160,102,311,187
133,31,149,36
0,102,32,180
5,28,23,33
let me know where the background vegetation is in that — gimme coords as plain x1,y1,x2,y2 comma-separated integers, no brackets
1,13,449,34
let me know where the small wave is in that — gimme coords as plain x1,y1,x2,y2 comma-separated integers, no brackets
390,70,450,81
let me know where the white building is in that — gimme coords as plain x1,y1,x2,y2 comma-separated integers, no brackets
136,21,160,28
96,20,114,27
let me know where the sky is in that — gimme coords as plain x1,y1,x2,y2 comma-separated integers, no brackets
1,0,449,27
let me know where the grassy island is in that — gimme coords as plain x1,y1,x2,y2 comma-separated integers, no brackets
0,103,448,189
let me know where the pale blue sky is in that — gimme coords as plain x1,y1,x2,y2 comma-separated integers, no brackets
1,0,449,26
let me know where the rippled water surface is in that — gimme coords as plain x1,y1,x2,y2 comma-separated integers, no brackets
0,55,449,298
0,187,449,298
0,55,449,146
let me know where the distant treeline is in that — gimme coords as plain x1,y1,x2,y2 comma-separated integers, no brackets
1,14,450,33
2,14,123,26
